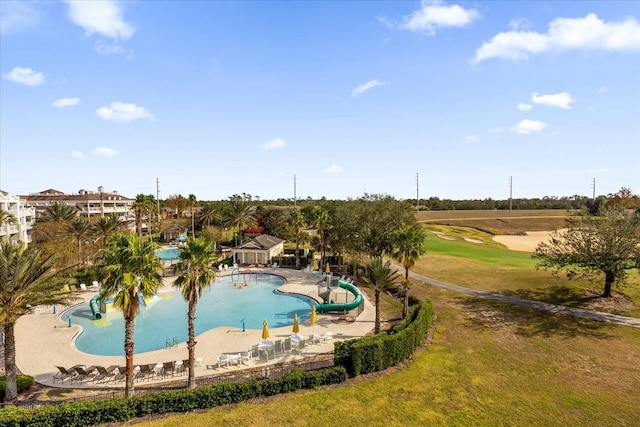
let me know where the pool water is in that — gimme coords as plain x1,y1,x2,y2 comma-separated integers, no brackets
156,247,180,260
62,273,313,356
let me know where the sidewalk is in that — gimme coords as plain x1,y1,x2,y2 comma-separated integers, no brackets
14,268,375,389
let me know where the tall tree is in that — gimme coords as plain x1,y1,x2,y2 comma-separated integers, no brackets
40,202,77,222
66,217,91,266
94,233,162,397
312,206,331,271
534,211,640,297
188,194,197,237
172,237,218,388
0,242,76,404
92,214,126,248
392,224,428,318
288,209,305,268
223,194,257,245
357,256,400,334
197,202,220,229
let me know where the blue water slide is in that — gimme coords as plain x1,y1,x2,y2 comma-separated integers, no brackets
316,280,363,313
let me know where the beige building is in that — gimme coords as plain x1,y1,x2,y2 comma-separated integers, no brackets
21,186,135,221
231,234,285,265
0,190,35,244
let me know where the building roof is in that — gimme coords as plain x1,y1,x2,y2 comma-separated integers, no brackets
236,234,285,250
21,188,133,202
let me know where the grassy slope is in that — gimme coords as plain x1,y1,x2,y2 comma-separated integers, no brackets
132,213,640,427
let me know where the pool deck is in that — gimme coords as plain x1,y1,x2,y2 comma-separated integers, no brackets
14,268,375,389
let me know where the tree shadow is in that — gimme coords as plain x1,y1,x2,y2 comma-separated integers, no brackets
500,285,601,308
456,296,613,340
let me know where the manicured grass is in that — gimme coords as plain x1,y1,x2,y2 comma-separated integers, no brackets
134,286,640,427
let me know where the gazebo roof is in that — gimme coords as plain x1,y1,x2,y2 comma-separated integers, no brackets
236,234,285,250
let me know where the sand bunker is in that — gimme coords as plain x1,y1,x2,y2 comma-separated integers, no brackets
434,231,455,240
464,237,483,244
493,230,561,252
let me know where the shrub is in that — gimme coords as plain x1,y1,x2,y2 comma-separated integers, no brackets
0,375,35,399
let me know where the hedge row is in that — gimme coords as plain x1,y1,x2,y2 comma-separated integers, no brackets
0,367,347,427
0,376,35,400
334,300,434,377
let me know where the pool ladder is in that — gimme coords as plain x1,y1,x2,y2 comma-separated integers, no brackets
165,337,179,348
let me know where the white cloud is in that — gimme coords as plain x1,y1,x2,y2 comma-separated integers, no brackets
352,80,385,97
70,150,84,159
65,0,135,41
325,165,343,174
94,40,126,55
92,147,118,158
0,1,43,34
397,0,480,35
96,102,155,123
508,18,531,31
488,127,504,133
262,138,286,150
52,97,80,108
465,135,478,142
510,119,547,134
474,13,640,63
2,67,44,86
532,92,575,109
597,86,609,94
518,103,533,111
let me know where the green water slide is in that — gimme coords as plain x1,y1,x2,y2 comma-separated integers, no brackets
89,295,102,320
316,280,363,313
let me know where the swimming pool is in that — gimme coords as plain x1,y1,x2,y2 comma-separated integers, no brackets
62,273,313,356
156,247,180,260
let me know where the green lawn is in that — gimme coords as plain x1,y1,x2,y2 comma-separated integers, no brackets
132,222,640,427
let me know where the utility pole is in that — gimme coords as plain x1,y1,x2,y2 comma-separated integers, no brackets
509,176,513,213
293,174,297,207
415,173,419,211
156,178,161,218
591,178,596,200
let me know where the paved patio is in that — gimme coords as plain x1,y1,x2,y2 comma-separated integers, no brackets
14,268,375,389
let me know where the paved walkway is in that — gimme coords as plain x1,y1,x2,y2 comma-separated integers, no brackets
14,268,375,389
398,266,640,328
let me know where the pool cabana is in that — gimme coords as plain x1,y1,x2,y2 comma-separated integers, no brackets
231,234,285,266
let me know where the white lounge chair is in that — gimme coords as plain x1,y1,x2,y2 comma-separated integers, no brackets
79,283,88,291
88,281,100,291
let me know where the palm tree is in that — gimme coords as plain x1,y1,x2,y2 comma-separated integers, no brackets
392,224,427,318
312,206,330,271
92,214,126,248
66,217,91,266
172,237,218,388
133,194,156,239
197,202,220,229
188,194,197,237
224,195,257,245
289,209,306,268
40,202,76,222
0,242,77,404
357,256,400,334
94,233,162,397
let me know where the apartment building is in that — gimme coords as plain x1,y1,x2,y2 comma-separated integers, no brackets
0,190,35,244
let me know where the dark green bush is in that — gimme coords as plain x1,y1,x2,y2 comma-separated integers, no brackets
3,366,348,426
0,375,35,399
335,300,434,376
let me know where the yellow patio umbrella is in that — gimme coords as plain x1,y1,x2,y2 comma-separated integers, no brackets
325,263,331,273
310,306,317,334
262,319,270,340
292,313,300,333
312,259,319,271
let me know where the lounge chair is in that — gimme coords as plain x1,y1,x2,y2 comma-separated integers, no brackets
217,354,230,369
53,366,77,383
162,361,176,377
139,363,156,381
274,340,283,355
72,366,94,384
88,281,100,291
79,283,88,291
283,338,292,352
94,366,116,383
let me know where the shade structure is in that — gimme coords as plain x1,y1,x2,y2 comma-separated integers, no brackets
292,314,299,333
262,319,270,340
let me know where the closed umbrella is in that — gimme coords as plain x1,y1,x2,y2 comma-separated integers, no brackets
310,306,317,334
292,313,299,333
325,263,331,274
262,319,270,340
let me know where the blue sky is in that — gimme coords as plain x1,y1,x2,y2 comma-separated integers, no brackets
1,1,639,201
